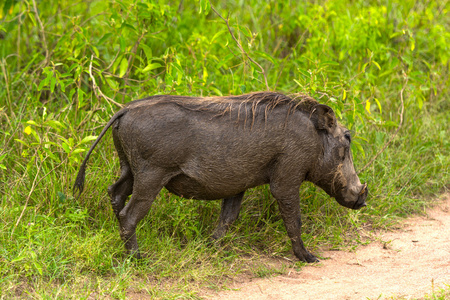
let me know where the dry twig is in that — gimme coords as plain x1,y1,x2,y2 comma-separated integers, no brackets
358,73,408,174
1,59,12,115
89,55,123,108
10,156,68,239
31,0,49,65
209,3,270,91
125,30,147,79
11,157,41,239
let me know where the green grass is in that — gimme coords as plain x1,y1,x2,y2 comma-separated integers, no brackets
1,0,449,298
382,284,450,300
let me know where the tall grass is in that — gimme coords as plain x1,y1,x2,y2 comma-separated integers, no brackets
0,0,449,298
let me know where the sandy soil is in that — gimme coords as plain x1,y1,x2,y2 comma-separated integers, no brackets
201,194,450,300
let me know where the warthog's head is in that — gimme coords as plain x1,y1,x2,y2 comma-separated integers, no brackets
309,104,368,210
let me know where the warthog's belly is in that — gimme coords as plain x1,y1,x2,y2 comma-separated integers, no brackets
165,173,261,200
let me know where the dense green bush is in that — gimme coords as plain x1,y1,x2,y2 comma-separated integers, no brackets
0,0,448,298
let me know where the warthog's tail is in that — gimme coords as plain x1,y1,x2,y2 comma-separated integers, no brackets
73,108,129,199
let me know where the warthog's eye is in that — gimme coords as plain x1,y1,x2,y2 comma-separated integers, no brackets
344,132,351,143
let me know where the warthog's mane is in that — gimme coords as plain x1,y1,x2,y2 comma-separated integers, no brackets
129,92,319,124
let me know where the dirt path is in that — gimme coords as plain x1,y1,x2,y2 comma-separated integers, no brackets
202,194,450,300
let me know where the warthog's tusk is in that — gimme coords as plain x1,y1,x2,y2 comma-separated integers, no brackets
359,182,368,195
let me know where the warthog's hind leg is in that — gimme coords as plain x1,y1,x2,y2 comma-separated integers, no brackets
211,191,244,240
118,167,168,259
108,160,133,221
108,127,133,221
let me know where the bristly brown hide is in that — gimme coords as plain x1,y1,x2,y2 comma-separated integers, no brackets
127,92,318,115
127,92,319,126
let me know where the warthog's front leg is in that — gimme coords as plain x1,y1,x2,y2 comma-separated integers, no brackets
270,176,319,263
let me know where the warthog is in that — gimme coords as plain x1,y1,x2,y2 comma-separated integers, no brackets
73,92,368,262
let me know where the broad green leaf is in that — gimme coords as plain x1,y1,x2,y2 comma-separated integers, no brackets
372,61,381,70
216,53,234,69
27,12,37,26
26,154,35,171
203,0,210,15
91,45,99,57
13,53,40,81
33,261,43,275
319,61,340,67
236,25,252,38
26,120,38,126
69,88,76,101
297,68,311,77
379,69,394,78
211,87,223,96
15,139,29,147
202,67,208,83
374,98,382,114
112,55,123,74
389,31,403,39
354,136,369,142
71,149,86,155
106,78,119,90
417,95,424,110
77,88,85,106
98,33,113,45
31,130,40,143
362,62,369,73
59,137,70,146
142,63,162,73
37,79,47,91
365,100,371,114
383,121,398,128
352,140,365,159
119,58,128,78
79,135,97,145
199,0,205,13
140,44,152,63
119,36,126,52
211,30,228,44
334,108,342,119
46,120,66,130
2,0,14,16
122,23,137,32
50,77,56,93
61,142,71,154
254,51,278,67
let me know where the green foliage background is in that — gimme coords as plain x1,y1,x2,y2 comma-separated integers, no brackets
0,0,449,298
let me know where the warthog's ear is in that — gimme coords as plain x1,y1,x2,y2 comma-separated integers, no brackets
311,104,337,133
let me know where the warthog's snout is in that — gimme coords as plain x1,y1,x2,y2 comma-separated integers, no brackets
334,182,368,210
352,183,368,210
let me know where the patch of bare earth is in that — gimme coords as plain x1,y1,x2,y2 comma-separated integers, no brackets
201,194,450,300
